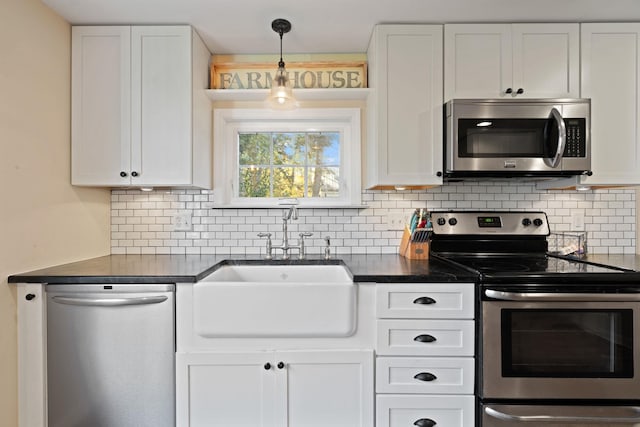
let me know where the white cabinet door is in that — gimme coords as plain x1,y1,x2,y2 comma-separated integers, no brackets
376,357,475,394
376,319,475,356
71,25,212,189
376,283,475,319
581,24,640,186
131,26,193,186
177,350,373,427
275,350,374,427
71,26,131,186
377,395,475,427
445,23,579,99
444,24,512,99
176,352,277,427
512,24,579,98
366,25,443,188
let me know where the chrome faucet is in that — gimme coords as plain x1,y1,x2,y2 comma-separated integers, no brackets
258,206,313,260
279,206,298,259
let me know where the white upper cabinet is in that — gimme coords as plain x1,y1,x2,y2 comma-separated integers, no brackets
366,25,444,189
71,25,212,188
581,23,640,186
444,23,579,100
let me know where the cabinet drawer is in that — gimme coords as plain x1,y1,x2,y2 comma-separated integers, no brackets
376,319,474,356
376,394,475,427
376,357,474,394
376,283,474,319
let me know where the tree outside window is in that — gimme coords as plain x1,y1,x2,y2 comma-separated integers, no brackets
238,132,340,199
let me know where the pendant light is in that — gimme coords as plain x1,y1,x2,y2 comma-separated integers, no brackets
267,18,297,109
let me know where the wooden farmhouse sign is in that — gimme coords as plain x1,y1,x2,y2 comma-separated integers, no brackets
210,61,367,90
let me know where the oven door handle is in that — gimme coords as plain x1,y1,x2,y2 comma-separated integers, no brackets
485,289,640,302
484,405,640,423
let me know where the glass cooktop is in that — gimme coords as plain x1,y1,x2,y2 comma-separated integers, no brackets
436,253,640,286
445,254,625,275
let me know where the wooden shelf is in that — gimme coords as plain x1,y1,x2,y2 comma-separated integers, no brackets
205,88,371,102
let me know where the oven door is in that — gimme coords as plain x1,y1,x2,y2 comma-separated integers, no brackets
482,404,640,426
482,289,640,400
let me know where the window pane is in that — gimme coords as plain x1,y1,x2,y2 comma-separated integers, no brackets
307,133,340,166
307,167,340,197
273,133,305,166
273,167,305,197
239,133,271,165
239,167,271,197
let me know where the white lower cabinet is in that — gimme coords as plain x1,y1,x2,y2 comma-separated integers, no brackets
376,357,475,395
176,350,374,427
377,395,475,427
375,282,476,427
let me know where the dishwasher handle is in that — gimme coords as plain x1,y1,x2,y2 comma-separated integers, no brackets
51,295,168,307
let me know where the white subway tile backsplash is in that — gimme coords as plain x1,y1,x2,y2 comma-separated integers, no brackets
110,183,636,255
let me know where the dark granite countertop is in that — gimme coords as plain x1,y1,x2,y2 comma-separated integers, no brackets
7,254,477,284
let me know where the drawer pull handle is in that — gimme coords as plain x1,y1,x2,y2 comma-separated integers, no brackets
414,334,437,343
414,418,436,427
413,296,436,305
414,372,437,382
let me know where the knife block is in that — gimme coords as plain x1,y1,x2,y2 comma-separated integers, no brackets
399,227,429,260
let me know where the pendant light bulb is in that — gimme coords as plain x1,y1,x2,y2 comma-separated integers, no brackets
267,19,297,110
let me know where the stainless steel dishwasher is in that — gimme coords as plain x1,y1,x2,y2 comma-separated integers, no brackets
46,284,175,427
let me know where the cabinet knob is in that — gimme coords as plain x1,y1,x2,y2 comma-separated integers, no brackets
414,372,438,382
436,171,442,177
414,419,437,427
120,171,128,177
413,296,436,305
414,334,437,343
277,361,285,369
25,293,36,301
131,171,139,177
505,87,513,94
516,88,524,95
264,363,271,370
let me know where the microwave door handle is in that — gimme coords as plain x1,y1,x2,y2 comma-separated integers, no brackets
485,289,640,302
547,107,567,168
485,406,640,423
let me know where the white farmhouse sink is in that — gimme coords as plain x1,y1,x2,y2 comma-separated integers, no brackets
193,264,356,338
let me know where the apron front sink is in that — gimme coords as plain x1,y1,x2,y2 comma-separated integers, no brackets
193,264,356,337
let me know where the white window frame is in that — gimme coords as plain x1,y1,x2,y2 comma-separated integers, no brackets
213,108,362,207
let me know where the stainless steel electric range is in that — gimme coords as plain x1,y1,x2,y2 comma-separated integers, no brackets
429,211,640,427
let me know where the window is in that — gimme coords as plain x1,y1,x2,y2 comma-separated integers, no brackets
213,108,361,207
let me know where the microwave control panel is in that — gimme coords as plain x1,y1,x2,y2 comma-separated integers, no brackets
563,118,586,158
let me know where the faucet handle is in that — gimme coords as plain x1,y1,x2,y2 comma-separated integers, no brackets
298,233,313,260
323,236,331,260
257,233,273,260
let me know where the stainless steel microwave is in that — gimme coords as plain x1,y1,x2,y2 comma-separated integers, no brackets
444,98,591,179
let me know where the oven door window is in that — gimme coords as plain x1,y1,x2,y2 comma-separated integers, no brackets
458,118,558,158
502,309,634,378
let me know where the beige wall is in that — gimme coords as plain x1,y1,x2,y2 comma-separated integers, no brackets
0,0,111,425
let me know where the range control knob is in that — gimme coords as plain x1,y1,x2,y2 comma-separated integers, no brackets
522,218,532,227
448,218,458,226
437,217,446,226
533,218,544,227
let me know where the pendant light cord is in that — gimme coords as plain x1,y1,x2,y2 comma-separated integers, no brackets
278,30,284,68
